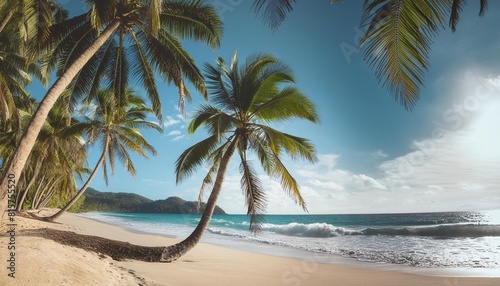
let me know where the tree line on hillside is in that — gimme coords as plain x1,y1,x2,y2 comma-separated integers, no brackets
70,188,226,215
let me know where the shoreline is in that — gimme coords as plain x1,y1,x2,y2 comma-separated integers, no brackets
76,211,500,278
1,209,499,285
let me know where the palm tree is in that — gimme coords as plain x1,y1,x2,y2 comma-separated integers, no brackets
47,88,162,221
252,0,488,109
160,52,319,262
15,98,87,211
0,0,222,216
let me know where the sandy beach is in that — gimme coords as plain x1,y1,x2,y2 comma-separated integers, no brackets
1,209,499,286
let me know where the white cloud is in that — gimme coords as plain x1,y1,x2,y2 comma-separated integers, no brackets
167,130,182,136
350,174,386,190
163,116,181,128
371,149,388,158
172,135,185,141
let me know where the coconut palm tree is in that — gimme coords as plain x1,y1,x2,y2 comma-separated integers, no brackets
15,98,87,211
0,0,222,216
160,52,319,262
47,88,162,221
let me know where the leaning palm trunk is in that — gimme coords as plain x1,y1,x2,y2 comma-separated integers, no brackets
0,20,120,218
48,136,109,222
160,141,237,262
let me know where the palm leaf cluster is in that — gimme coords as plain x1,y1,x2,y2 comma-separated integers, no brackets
46,0,222,119
176,52,318,231
358,0,489,109
79,89,162,184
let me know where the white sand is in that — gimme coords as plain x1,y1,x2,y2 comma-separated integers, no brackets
1,209,499,286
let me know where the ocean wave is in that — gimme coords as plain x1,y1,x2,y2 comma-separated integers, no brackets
361,224,500,237
259,222,358,237
210,221,500,238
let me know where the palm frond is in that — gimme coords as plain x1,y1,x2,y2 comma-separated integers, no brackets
106,35,129,110
251,86,319,123
239,156,266,233
161,0,223,49
203,57,238,112
479,0,488,16
188,104,237,138
254,124,317,162
252,0,297,31
129,31,160,120
175,134,221,184
270,152,307,211
239,53,280,113
360,0,449,109
450,0,465,32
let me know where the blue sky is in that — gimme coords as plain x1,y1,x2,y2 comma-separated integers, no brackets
37,0,500,214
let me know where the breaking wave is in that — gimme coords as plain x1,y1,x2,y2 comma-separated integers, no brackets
211,222,500,238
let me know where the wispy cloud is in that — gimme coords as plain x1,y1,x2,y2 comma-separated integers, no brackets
371,149,388,158
172,135,185,141
167,130,181,136
163,116,181,128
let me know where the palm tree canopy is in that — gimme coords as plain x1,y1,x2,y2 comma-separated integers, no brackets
77,88,162,184
176,52,319,232
43,0,223,120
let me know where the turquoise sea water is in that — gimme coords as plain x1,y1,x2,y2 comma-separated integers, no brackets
79,210,500,269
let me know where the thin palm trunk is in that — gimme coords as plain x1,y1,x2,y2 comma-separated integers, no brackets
28,174,45,209
48,135,109,221
16,159,42,211
32,176,56,210
0,20,120,217
0,10,13,33
160,140,238,262
38,183,59,209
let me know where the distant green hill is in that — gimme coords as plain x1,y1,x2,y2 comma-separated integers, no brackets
70,188,226,214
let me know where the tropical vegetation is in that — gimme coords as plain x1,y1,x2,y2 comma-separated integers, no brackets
70,188,226,214
0,0,223,216
47,89,162,221
160,52,318,262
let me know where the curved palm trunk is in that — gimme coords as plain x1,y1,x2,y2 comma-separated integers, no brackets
48,135,109,222
0,20,120,218
160,140,238,262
